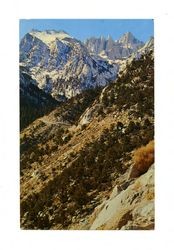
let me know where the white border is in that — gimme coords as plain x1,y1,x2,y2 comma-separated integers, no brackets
0,0,174,249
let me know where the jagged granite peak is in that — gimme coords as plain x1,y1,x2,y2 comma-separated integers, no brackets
85,36,112,54
117,32,144,51
20,30,118,100
85,32,144,60
118,32,137,43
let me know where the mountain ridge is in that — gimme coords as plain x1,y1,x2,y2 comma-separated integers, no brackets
85,32,144,60
20,30,153,130
20,30,118,100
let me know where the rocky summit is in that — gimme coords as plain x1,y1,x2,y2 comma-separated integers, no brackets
85,32,144,60
20,27,154,230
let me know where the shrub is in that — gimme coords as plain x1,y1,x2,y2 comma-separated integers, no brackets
81,124,87,130
72,184,88,205
117,121,124,130
126,121,137,133
130,140,154,178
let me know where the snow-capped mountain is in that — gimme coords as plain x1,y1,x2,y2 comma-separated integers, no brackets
85,32,144,60
20,30,118,100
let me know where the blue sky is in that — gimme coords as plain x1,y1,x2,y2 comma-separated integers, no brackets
20,19,154,42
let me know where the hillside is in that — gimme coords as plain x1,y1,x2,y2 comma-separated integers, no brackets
20,50,154,229
20,66,58,130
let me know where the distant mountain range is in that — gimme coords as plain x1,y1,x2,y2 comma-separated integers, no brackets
85,32,144,60
20,29,153,131
20,30,153,101
20,30,117,100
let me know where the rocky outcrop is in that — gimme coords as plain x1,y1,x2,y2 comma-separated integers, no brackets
89,164,154,230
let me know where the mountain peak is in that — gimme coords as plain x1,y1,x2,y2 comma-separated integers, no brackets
125,31,134,37
117,32,144,50
29,29,71,45
30,29,69,35
45,29,69,35
107,34,113,41
118,32,136,43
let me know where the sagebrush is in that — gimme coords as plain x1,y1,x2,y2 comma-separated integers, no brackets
132,140,154,177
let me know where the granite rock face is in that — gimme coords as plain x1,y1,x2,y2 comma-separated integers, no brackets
89,165,154,230
85,32,144,60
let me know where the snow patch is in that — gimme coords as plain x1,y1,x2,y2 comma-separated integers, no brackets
29,30,71,46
